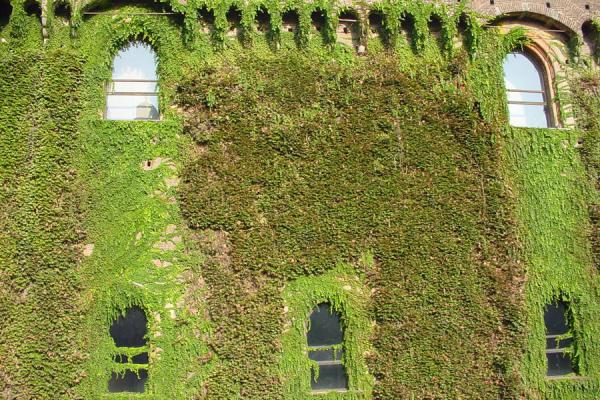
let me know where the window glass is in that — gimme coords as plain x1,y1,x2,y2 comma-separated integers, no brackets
503,52,550,128
110,306,148,348
544,301,575,376
307,303,343,347
544,302,569,335
106,42,159,120
310,364,349,391
307,303,348,391
108,369,148,393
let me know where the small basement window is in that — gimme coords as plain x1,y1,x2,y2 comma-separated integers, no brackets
544,301,576,377
108,307,149,393
307,303,348,392
106,42,159,121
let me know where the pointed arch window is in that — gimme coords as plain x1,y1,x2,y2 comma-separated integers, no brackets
108,307,149,393
106,42,159,121
503,51,553,128
307,303,348,392
544,301,576,377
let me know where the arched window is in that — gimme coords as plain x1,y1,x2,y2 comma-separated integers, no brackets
503,51,552,128
106,42,159,121
307,303,348,392
108,307,149,393
544,301,576,376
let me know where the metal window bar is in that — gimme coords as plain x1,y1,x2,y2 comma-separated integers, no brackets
545,334,572,354
106,79,159,96
506,88,548,106
308,345,343,366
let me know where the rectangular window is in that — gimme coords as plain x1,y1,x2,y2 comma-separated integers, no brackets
544,301,576,377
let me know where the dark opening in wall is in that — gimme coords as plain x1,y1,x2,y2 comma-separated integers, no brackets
337,9,360,48
108,370,148,393
110,307,148,348
582,20,598,58
199,6,215,34
108,307,149,393
311,9,326,32
226,6,242,32
544,301,576,377
400,12,416,48
0,0,11,29
282,9,299,33
255,6,270,33
428,14,443,34
368,10,383,35
54,1,71,22
24,0,41,19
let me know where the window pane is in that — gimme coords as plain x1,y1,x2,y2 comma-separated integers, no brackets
544,302,569,335
507,91,544,103
106,95,159,121
546,352,574,376
507,104,548,128
108,369,148,393
311,363,348,391
110,307,148,348
503,53,544,91
307,303,343,347
112,42,157,81
308,349,343,362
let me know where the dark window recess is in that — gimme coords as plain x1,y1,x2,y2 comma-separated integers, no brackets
110,307,148,348
255,7,270,32
108,369,148,393
23,0,41,18
0,0,11,28
54,1,71,20
114,352,149,364
544,302,575,376
226,6,241,31
311,9,326,32
368,11,383,34
307,303,348,392
282,10,299,33
307,303,343,346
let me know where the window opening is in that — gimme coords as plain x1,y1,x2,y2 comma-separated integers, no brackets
106,42,159,121
0,0,11,29
108,307,149,393
199,7,215,34
24,0,41,19
282,10,299,33
255,7,270,33
307,303,348,392
226,6,242,36
368,11,383,36
544,301,576,377
503,51,552,128
337,9,360,48
311,9,326,32
54,1,71,21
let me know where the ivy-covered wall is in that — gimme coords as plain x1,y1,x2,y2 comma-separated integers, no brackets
0,1,598,399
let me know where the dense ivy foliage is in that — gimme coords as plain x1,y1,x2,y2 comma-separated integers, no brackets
0,0,598,399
